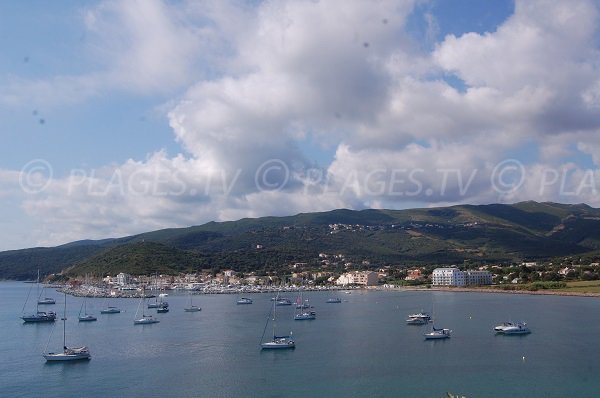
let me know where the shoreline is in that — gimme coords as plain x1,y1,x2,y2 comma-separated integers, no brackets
396,286,600,297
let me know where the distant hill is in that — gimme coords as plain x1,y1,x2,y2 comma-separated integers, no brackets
3,201,600,279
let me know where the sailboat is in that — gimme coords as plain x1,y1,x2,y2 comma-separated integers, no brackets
100,291,121,314
21,270,56,323
294,292,316,320
43,292,91,361
134,288,159,325
78,296,97,322
36,271,56,305
184,292,201,312
260,299,295,350
424,297,451,340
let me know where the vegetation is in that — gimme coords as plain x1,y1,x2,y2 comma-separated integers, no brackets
2,201,600,279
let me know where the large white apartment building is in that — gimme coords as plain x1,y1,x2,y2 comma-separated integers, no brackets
335,271,379,286
432,267,492,286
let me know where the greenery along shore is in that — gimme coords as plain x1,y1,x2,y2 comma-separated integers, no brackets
2,202,600,284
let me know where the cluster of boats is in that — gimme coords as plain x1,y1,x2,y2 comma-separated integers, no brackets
405,310,531,339
260,294,343,349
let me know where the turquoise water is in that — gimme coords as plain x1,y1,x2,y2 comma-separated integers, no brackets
1,281,599,397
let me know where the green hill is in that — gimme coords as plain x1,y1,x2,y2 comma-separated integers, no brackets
3,201,600,279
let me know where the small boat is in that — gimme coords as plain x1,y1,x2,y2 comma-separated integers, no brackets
493,322,516,332
275,298,292,306
156,303,169,313
326,298,342,303
406,317,428,325
22,311,57,323
424,326,452,340
134,288,160,325
43,293,91,362
408,311,431,321
423,301,449,339
261,336,296,349
184,293,201,312
261,299,295,350
78,297,97,322
294,293,316,320
134,315,160,325
294,311,316,320
37,274,56,305
496,322,530,335
21,270,56,323
236,297,253,305
100,306,121,314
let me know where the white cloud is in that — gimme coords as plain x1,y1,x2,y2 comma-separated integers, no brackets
5,0,600,249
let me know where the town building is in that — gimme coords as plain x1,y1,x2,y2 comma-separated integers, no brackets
335,271,378,286
432,267,492,286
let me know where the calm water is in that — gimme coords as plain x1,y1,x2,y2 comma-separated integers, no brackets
1,281,599,398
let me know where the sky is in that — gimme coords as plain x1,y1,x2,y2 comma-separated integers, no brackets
1,0,600,251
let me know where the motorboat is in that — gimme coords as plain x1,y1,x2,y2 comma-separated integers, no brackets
497,322,530,335
406,317,428,325
237,297,253,305
100,306,121,314
275,298,292,306
408,312,431,321
494,322,515,332
424,327,452,340
326,298,342,303
294,311,316,320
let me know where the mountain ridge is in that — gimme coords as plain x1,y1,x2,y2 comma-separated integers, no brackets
3,201,600,280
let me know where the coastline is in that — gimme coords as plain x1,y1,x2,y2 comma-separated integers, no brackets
396,286,600,298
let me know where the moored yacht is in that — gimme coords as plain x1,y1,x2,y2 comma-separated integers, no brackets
100,306,120,314
406,317,428,325
424,326,452,340
22,311,57,323
497,322,530,335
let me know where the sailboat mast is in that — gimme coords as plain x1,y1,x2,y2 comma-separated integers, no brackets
36,269,40,313
63,292,67,350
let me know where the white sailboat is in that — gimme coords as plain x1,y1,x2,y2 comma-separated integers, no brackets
134,288,159,325
261,300,295,350
184,292,201,312
78,296,97,322
37,271,56,305
423,298,451,340
43,293,91,361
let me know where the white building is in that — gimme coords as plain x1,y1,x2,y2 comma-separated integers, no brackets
335,271,378,286
116,272,130,286
432,267,492,286
432,267,466,286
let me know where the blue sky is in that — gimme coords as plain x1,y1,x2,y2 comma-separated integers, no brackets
1,0,600,250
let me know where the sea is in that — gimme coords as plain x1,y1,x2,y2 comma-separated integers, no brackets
1,281,599,398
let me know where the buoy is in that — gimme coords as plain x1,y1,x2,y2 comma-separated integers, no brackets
522,356,526,361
